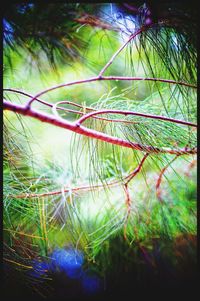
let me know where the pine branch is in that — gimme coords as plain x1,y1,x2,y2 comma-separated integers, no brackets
3,100,196,156
76,109,196,128
156,155,179,203
22,75,196,110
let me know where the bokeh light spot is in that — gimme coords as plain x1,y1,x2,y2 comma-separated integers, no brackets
51,248,84,279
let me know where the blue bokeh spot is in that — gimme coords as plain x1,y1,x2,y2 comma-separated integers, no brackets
51,248,84,279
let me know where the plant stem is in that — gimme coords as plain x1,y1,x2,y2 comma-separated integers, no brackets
76,109,197,128
98,27,145,76
11,154,149,199
4,89,137,124
156,155,179,202
4,100,197,156
23,76,197,108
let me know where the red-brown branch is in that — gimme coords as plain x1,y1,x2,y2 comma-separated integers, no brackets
98,27,145,76
123,153,149,240
5,89,197,127
11,153,149,199
123,183,131,241
4,100,197,156
125,153,149,184
51,100,138,124
24,75,197,108
156,155,179,202
3,89,140,125
23,25,196,108
76,109,197,128
3,89,137,124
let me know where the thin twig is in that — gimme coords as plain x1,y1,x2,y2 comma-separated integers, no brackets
156,155,180,202
51,100,138,124
24,75,197,108
123,154,149,240
123,183,131,241
98,27,145,76
8,154,149,199
76,109,197,127
102,76,197,88
125,153,149,184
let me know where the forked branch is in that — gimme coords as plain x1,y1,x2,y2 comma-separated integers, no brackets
24,75,197,109
4,99,197,156
3,26,197,157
